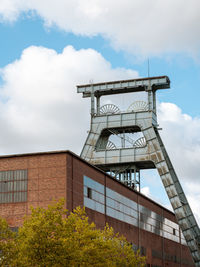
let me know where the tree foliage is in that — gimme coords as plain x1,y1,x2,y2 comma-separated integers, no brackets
0,200,145,266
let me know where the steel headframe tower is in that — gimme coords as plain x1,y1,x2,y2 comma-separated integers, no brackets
77,76,200,265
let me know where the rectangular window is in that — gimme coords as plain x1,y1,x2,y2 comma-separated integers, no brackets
140,246,146,256
83,175,182,244
0,170,28,203
87,187,92,199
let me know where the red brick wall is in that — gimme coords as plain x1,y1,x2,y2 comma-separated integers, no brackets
0,153,67,226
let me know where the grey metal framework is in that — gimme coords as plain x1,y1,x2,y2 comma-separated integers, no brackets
77,76,200,266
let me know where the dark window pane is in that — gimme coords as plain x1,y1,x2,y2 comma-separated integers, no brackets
0,169,27,203
87,187,92,199
13,180,26,191
13,192,21,202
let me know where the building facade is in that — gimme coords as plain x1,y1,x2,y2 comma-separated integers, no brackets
0,150,194,266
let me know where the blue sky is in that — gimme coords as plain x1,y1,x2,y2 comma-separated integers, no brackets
0,1,200,219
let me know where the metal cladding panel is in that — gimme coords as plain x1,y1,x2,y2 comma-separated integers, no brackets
89,147,152,166
94,111,152,121
120,113,135,120
92,116,107,123
107,114,121,122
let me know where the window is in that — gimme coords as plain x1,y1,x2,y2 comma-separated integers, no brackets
83,176,181,244
0,170,28,203
87,187,92,199
140,246,146,256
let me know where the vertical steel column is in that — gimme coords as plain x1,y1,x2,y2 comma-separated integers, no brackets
96,96,100,115
91,84,95,116
138,170,141,192
153,91,156,114
147,80,153,111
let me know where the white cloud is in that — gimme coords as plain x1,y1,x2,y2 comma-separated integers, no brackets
1,0,200,56
186,183,200,224
0,45,138,154
158,102,200,224
158,103,200,184
141,186,151,198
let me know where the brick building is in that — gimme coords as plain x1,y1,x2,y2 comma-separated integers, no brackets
0,150,194,266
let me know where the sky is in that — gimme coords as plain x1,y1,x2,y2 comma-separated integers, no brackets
0,1,200,223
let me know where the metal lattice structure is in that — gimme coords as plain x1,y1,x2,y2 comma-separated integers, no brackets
106,140,117,150
77,76,200,266
100,104,120,114
133,137,146,148
127,101,148,112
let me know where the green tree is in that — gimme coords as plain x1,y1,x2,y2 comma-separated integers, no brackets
0,200,145,267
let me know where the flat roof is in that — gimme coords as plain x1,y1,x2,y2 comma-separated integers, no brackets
0,149,174,216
